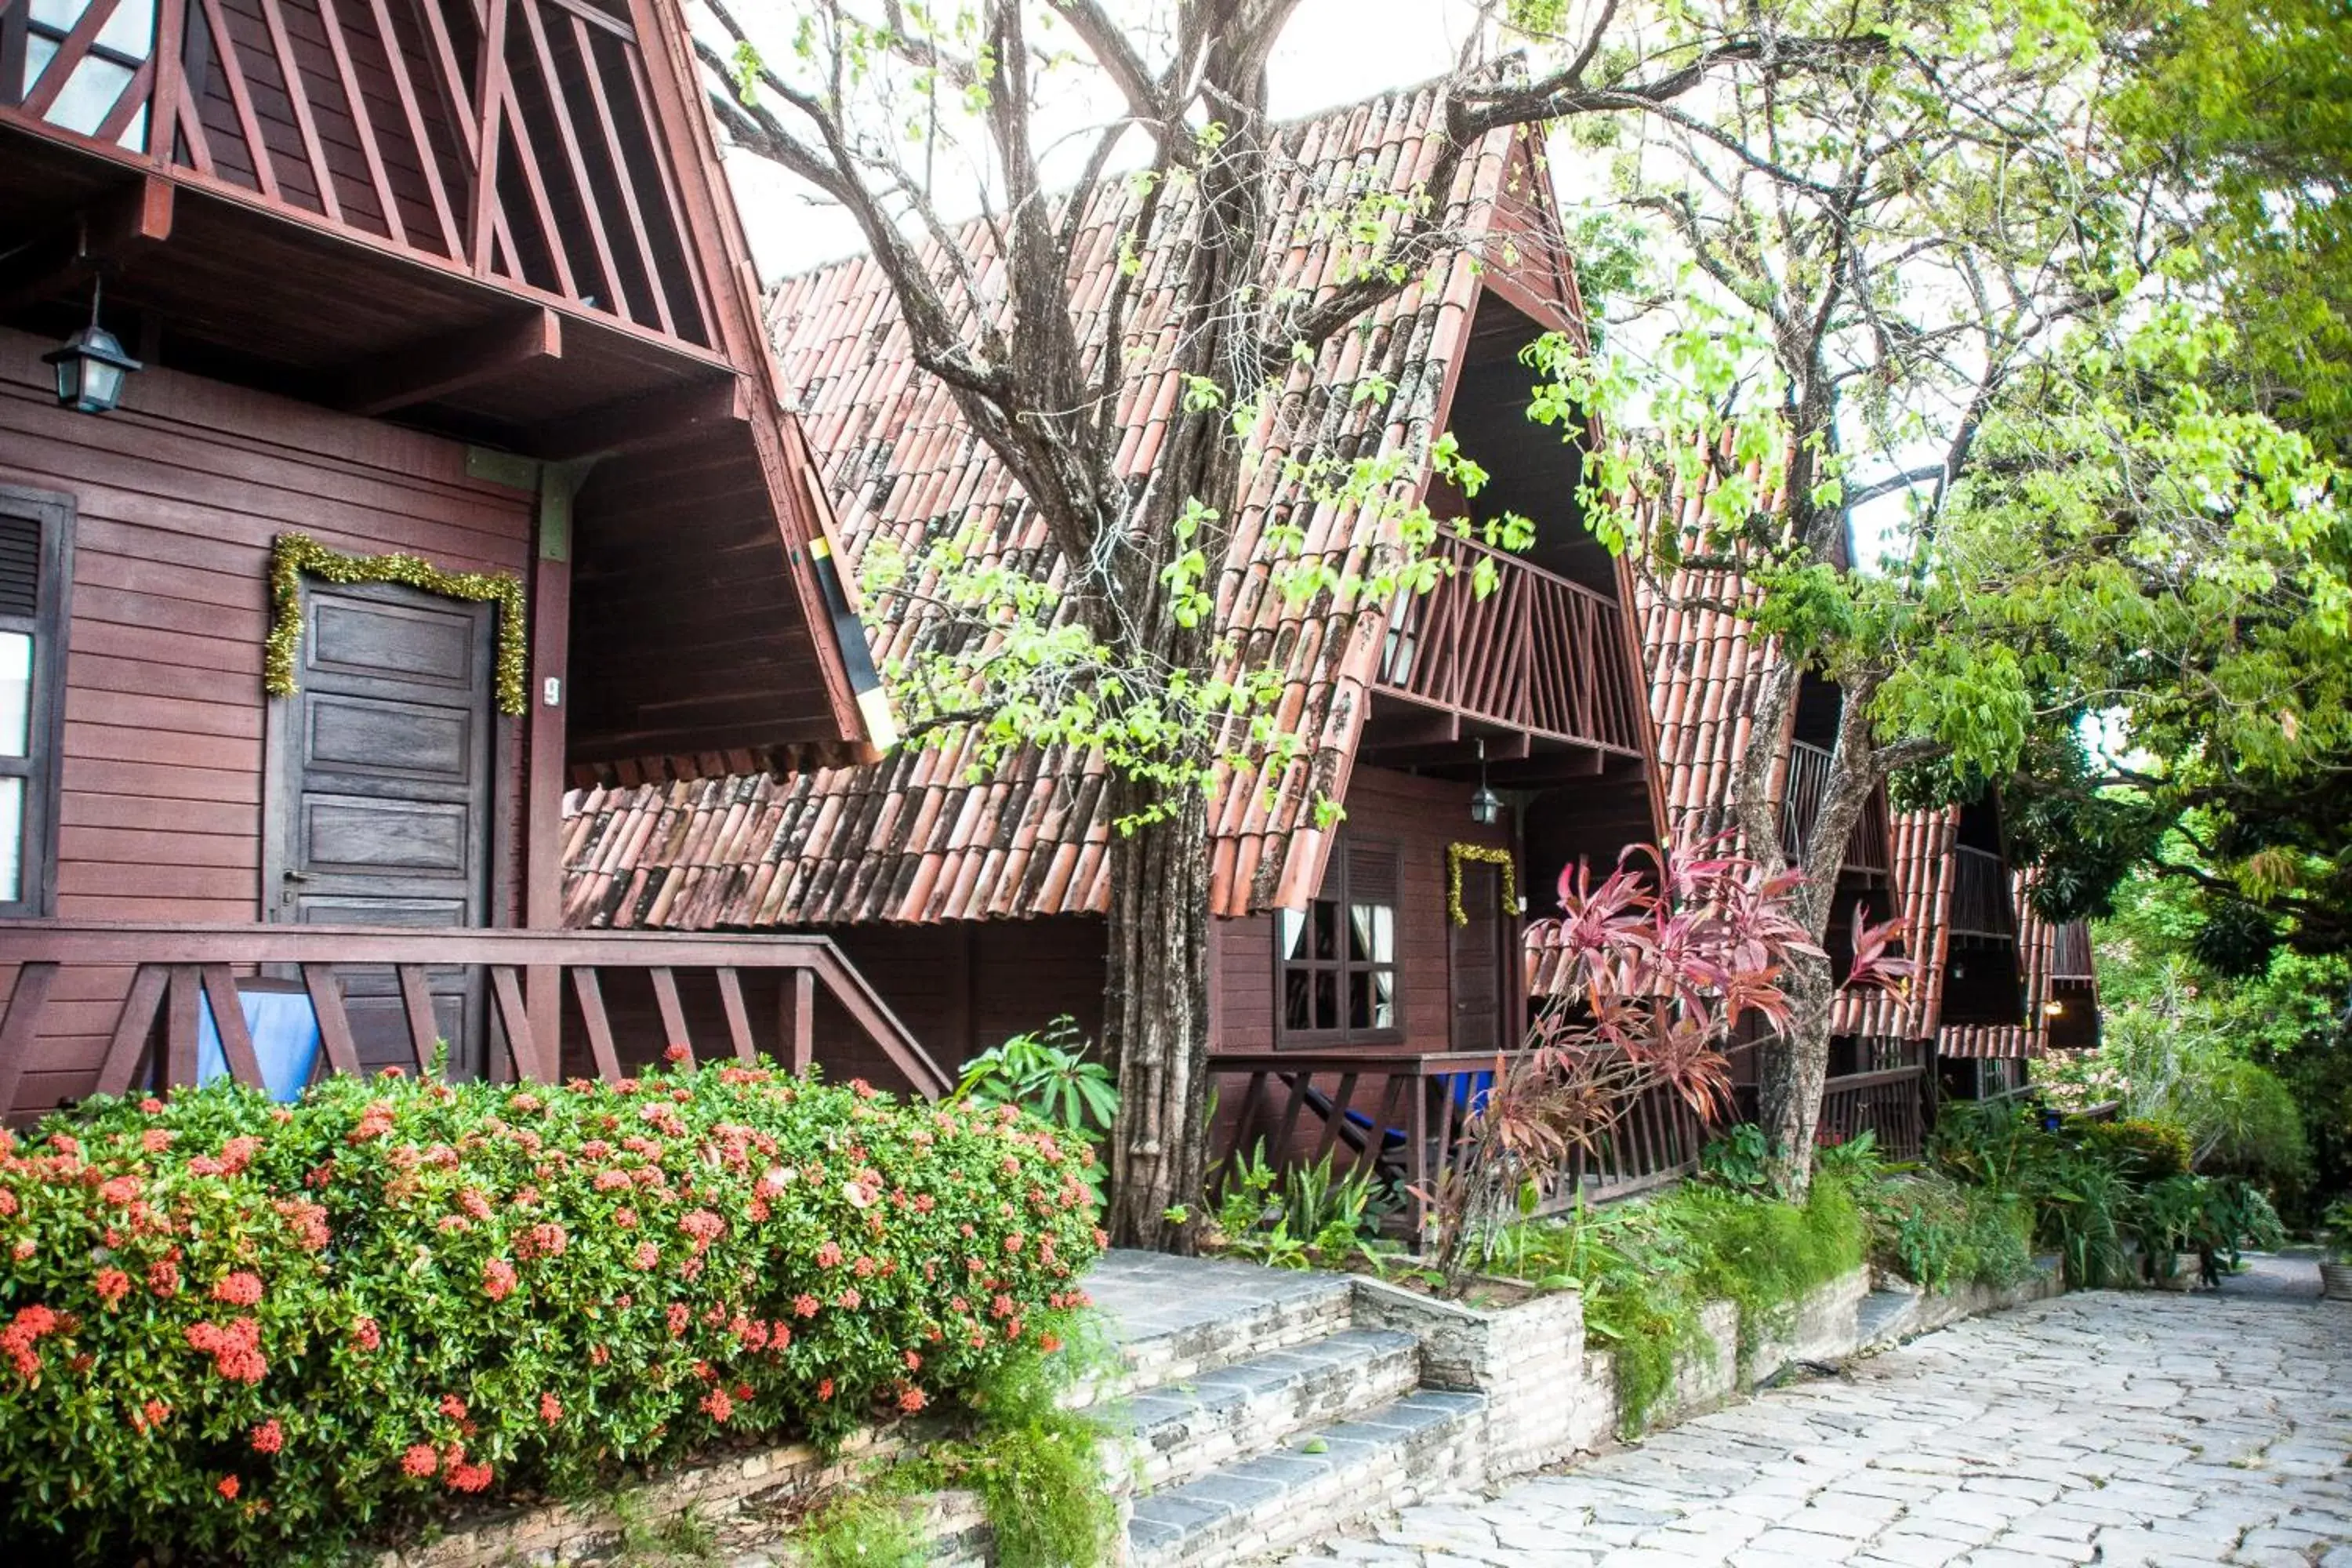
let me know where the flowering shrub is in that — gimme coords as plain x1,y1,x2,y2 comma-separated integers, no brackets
0,1061,1102,1565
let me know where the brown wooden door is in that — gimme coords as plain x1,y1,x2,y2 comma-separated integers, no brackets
265,580,495,1077
1450,862,1508,1052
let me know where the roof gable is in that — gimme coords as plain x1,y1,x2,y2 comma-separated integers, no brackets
562,86,1619,930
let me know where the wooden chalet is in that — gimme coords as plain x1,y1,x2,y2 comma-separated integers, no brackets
563,89,1675,1230
0,0,949,1119
1890,805,2100,1101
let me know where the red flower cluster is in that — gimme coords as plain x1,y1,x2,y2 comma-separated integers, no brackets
212,1271,265,1307
2,1305,61,1380
249,1419,285,1454
481,1258,517,1302
186,1318,268,1385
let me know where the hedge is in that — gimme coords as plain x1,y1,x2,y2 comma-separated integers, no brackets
0,1059,1105,1565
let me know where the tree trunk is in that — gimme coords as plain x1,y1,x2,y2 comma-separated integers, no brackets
1759,944,1836,1196
1101,775,1214,1252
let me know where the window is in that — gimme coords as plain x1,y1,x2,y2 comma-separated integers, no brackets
0,488,74,918
1277,836,1399,1045
4,0,155,147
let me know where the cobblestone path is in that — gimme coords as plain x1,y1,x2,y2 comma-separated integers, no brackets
1276,1258,2352,1567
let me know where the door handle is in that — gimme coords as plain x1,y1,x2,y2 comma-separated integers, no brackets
284,869,310,883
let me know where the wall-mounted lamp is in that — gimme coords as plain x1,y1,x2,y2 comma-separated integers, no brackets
2042,999,2065,1018
1469,737,1502,826
43,277,141,415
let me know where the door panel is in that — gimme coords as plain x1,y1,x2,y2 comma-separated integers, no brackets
1450,862,1504,1053
268,581,495,1079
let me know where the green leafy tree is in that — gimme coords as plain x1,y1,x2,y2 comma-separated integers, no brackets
695,0,1899,1247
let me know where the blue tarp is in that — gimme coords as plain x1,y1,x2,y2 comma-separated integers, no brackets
195,989,323,1103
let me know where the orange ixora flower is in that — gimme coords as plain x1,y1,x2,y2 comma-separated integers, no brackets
249,1419,285,1455
216,1475,240,1501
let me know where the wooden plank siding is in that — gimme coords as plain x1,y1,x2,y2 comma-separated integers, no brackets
0,325,535,1112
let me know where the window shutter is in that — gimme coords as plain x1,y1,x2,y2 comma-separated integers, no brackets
1345,838,1398,904
0,514,37,618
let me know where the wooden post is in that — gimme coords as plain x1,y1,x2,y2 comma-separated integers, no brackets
524,460,582,1076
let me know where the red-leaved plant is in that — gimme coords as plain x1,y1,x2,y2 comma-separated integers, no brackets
1423,840,1909,1284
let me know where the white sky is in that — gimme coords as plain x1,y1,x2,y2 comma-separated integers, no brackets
724,0,1487,281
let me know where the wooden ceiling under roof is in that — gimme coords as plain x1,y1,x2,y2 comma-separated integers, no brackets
2,0,883,771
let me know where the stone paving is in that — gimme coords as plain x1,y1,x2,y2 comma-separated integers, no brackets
1272,1257,2352,1568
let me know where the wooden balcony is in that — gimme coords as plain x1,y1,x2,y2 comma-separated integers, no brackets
1948,845,2015,937
1375,532,1647,760
0,922,951,1119
2,0,738,446
1780,740,1892,877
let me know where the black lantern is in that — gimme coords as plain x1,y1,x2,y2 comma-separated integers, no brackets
1468,737,1502,826
43,279,141,414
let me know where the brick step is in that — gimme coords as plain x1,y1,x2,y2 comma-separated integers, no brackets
1109,1327,1422,1490
1076,1251,1357,1404
1124,1390,1489,1568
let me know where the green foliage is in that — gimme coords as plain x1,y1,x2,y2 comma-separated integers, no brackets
1494,1147,1870,1436
2034,917,2323,1197
955,1019,1118,1203
0,1065,1105,1566
1697,1123,1775,1192
1208,1145,1392,1273
797,1486,930,1568
1926,1102,2291,1288
1856,1174,2035,1296
2075,1119,2194,1182
947,1332,1119,1568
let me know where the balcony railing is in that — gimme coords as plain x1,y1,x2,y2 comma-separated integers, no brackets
0,923,949,1118
1207,1043,1929,1246
1780,740,1891,877
1377,532,1646,757
2,0,715,348
1949,845,2015,936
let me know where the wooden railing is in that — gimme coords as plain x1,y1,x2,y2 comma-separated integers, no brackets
2051,916,2092,981
1209,1044,1931,1244
1815,1065,1927,1162
1948,845,2014,936
1377,533,1646,756
1,0,715,348
1208,1049,1714,1247
0,923,949,1116
1780,740,1891,877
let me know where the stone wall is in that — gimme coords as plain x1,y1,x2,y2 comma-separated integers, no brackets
1349,1279,1587,1475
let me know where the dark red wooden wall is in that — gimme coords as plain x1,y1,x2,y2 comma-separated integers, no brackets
0,326,535,1112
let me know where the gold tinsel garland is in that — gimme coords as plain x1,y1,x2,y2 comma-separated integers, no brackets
265,533,529,715
1446,842,1517,925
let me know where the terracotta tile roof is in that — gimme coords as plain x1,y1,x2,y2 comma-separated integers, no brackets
1835,807,1958,1039
564,86,1548,931
1868,804,2061,1059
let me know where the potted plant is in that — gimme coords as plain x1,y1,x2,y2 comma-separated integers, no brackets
2323,1200,2352,1301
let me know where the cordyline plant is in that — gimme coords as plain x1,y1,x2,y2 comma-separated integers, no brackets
1422,841,1908,1287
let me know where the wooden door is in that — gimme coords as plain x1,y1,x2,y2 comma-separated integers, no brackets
265,580,495,1076
1450,862,1509,1053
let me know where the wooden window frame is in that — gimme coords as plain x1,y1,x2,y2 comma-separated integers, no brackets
0,485,75,920
1274,834,1403,1049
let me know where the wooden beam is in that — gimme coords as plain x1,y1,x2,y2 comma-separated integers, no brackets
329,308,563,415
0,177,174,313
528,374,749,461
